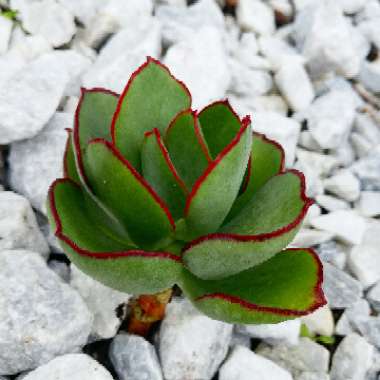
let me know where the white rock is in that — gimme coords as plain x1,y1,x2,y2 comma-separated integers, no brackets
296,149,338,177
219,345,293,380
236,319,301,346
164,26,230,109
70,265,130,340
229,330,251,349
159,297,232,380
355,316,380,350
229,59,273,98
335,299,370,335
316,241,347,269
234,33,259,63
316,195,349,212
83,21,161,93
358,18,380,51
359,59,380,94
350,147,380,191
20,354,113,380
48,261,70,283
303,204,322,227
336,0,366,14
22,0,76,47
0,250,92,375
0,52,71,144
275,61,314,112
322,262,363,309
330,140,356,167
323,169,360,202
348,222,380,288
0,192,49,257
310,210,366,245
354,113,380,145
268,0,293,18
250,112,301,166
258,36,305,70
9,112,73,213
257,338,330,378
367,281,380,312
294,0,360,78
301,305,334,337
156,0,224,46
110,334,163,380
351,132,372,158
290,229,334,247
299,373,330,380
305,89,357,149
236,0,275,36
0,15,12,54
330,334,374,380
57,0,104,27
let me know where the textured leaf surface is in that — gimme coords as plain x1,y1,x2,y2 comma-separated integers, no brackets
164,110,211,188
63,129,80,184
198,101,242,159
84,139,175,249
112,57,191,169
184,118,252,238
47,179,182,294
180,248,326,324
228,132,285,220
183,170,312,279
141,129,187,220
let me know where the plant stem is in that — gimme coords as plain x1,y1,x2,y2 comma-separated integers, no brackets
127,288,173,337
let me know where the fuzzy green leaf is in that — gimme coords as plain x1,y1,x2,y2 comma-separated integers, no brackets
112,57,191,170
63,130,81,184
183,170,312,279
47,179,182,294
141,129,187,220
184,118,252,238
180,248,326,324
164,110,211,188
84,139,175,249
198,101,242,159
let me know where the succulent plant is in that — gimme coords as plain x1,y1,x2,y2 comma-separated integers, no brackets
48,57,326,324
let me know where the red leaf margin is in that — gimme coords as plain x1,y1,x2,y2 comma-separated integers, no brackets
110,56,192,145
195,248,326,316
86,138,176,230
183,169,314,250
184,115,252,215
48,178,182,262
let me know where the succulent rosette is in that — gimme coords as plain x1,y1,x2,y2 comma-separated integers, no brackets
48,57,326,324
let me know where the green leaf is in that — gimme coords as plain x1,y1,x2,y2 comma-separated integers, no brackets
112,57,192,170
74,88,119,182
47,179,183,294
164,110,211,188
1,10,17,20
141,128,188,220
184,118,252,238
180,248,326,324
63,129,81,184
84,139,175,249
227,132,285,221
183,170,312,280
198,100,242,159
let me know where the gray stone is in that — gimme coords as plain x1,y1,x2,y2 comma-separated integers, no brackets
249,112,301,166
9,112,72,214
294,0,360,78
367,281,380,312
20,354,113,380
159,297,232,380
156,0,224,46
275,61,314,112
22,0,76,47
298,373,330,380
229,329,251,349
348,222,380,288
355,317,380,350
48,261,70,283
0,52,70,144
305,89,357,149
350,147,380,191
236,319,301,346
330,334,374,380
219,345,292,380
110,334,163,380
257,338,330,378
164,26,230,109
0,15,12,54
322,262,363,309
359,59,380,94
310,210,367,245
82,22,161,93
335,299,370,336
323,169,360,202
70,265,130,340
316,241,347,269
0,250,92,375
236,0,275,36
